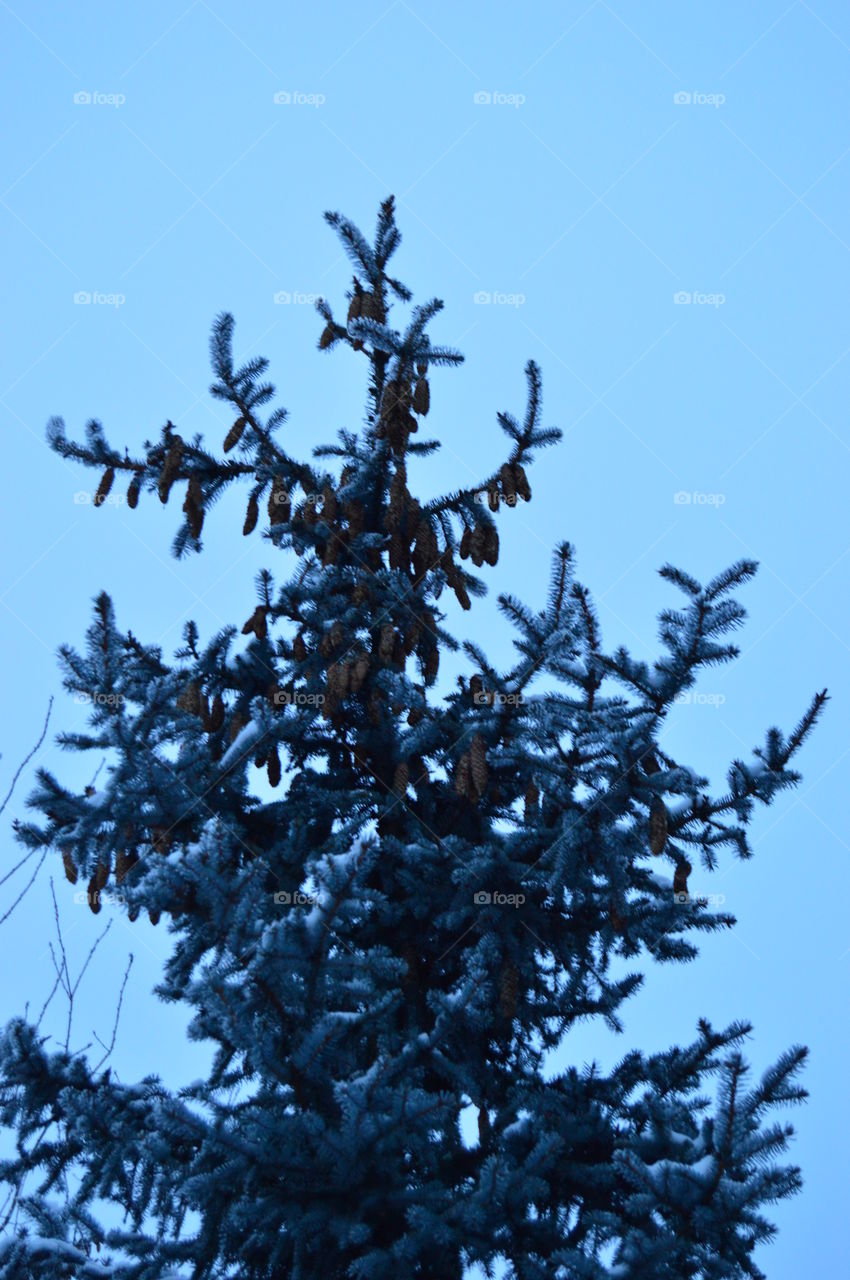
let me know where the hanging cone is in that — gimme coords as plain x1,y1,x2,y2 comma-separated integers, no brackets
513,463,531,502
61,848,78,885
242,605,269,641
469,674,483,702
392,761,410,796
454,579,471,611
483,525,499,566
229,710,246,743
126,471,142,509
413,378,430,416
223,417,246,452
158,437,184,503
649,796,668,855
128,903,140,922
243,495,259,536
459,527,471,560
267,746,281,788
499,463,517,504
455,753,472,798
292,633,307,663
199,692,212,730
470,736,488,795
350,652,370,693
268,476,290,525
469,528,485,568
673,859,692,900
115,848,139,885
208,693,225,733
499,961,519,1020
347,291,363,325
148,908,161,926
360,290,383,321
183,476,204,539
319,323,335,349
378,624,395,663
487,483,500,513
524,781,539,824
94,467,115,508
423,646,439,685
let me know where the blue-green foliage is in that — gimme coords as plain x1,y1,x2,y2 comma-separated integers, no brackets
0,197,825,1278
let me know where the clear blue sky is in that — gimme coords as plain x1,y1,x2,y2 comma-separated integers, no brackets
1,2,848,1273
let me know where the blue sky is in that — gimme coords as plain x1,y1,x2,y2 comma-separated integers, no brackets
1,1,848,1272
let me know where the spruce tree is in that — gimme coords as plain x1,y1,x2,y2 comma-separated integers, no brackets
0,197,826,1279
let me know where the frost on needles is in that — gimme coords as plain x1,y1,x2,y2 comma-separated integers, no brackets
1,196,827,1279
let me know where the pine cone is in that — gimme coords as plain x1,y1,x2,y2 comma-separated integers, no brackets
151,827,171,855
127,471,142,509
423,646,439,685
223,417,246,452
513,463,531,502
487,483,500,512
469,527,486,568
347,292,362,325
524,781,539,824
454,579,471,611
483,525,499,566
378,624,396,664
183,476,204,539
499,463,517,505
61,848,78,885
94,467,115,508
455,752,472,798
673,859,692,900
412,377,430,416
243,495,259,536
499,961,519,1019
292,633,307,663
459,527,471,560
649,796,668,855
360,290,383,321
350,652,370,693
208,693,225,733
115,848,139,885
392,761,410,796
242,605,269,641
470,735,488,795
268,476,290,525
319,323,335,350
148,908,161,926
157,437,184,503
176,681,202,717
128,903,140,922
267,746,281,788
